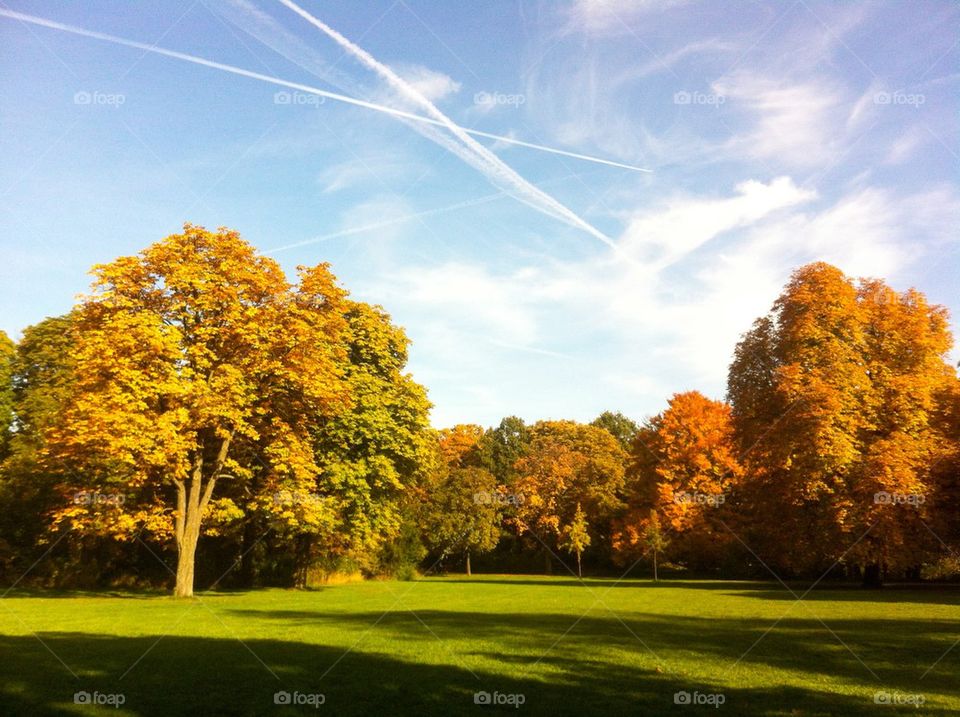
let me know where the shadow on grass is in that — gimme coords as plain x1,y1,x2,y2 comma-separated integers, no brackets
0,631,943,717
221,608,959,702
436,577,960,605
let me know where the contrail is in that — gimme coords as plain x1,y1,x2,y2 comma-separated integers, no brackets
0,7,651,177
264,192,508,254
273,0,617,247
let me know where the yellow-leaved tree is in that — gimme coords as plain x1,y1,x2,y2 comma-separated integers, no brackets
46,225,350,596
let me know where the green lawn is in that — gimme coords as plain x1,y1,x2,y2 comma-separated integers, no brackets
0,576,957,715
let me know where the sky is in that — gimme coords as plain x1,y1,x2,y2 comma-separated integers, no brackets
1,0,958,428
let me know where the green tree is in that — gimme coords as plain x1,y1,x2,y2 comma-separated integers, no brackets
590,411,639,451
0,317,75,575
477,416,530,484
0,331,13,457
513,420,625,573
423,465,503,576
288,300,433,581
642,510,668,581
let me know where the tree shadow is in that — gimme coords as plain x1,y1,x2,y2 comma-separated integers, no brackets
0,631,946,716
436,577,960,605
218,607,959,706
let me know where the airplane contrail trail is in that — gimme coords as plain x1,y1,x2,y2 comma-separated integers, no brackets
0,8,651,173
272,0,617,247
264,193,509,254
264,170,609,255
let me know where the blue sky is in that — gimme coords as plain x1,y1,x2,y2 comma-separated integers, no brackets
1,0,958,428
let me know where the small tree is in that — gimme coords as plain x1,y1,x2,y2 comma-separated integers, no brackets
560,502,591,578
642,510,668,581
423,465,503,576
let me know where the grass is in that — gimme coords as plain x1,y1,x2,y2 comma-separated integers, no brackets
0,575,958,715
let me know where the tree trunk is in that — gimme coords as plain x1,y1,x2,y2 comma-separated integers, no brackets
653,548,658,582
544,550,552,575
576,551,582,579
465,551,471,577
173,432,232,598
862,562,883,588
175,519,200,598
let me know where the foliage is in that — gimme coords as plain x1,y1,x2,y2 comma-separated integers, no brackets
42,225,351,595
590,410,639,451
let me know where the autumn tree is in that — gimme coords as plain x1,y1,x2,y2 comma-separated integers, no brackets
560,502,590,577
728,263,955,582
438,424,486,469
45,225,350,597
513,420,625,573
611,392,741,569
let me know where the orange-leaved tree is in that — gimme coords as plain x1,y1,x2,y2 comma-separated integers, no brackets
728,263,955,581
612,391,741,569
46,225,350,596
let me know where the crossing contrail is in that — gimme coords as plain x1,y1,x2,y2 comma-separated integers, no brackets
246,0,623,246
0,8,650,249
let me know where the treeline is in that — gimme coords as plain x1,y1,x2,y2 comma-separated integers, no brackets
0,227,957,593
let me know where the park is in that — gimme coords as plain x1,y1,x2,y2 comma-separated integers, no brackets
2,2,958,715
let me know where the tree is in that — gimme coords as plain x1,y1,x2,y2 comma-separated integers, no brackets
642,510,668,581
0,331,14,457
590,411,639,451
0,318,75,576
437,424,485,469
477,416,530,485
513,420,625,573
45,225,350,597
560,502,590,578
611,392,740,570
293,300,433,581
423,465,503,576
727,263,955,581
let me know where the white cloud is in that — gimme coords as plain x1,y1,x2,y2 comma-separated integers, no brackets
564,0,690,35
366,177,960,424
618,176,816,268
884,127,927,165
390,62,461,103
712,74,845,167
